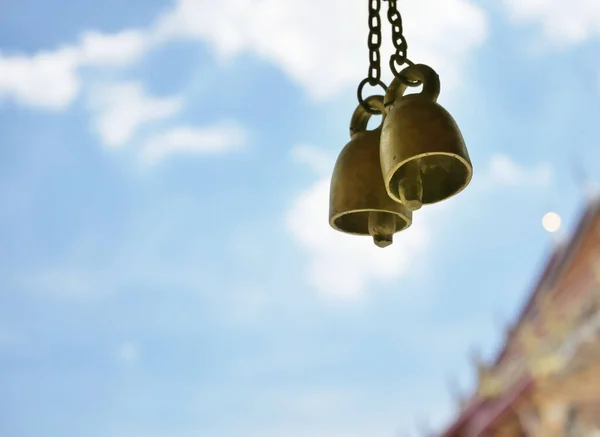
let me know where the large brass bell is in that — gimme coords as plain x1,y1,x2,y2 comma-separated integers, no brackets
380,64,472,211
329,95,412,248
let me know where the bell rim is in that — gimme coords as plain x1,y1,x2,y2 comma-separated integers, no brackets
329,208,413,236
384,151,473,205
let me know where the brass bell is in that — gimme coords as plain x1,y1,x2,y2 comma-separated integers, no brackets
380,64,472,211
329,95,412,248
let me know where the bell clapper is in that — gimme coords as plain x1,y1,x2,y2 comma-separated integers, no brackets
398,159,423,211
368,211,396,248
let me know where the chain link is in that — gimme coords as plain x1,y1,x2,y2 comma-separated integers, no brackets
386,0,415,79
357,0,417,113
367,0,382,84
358,0,387,114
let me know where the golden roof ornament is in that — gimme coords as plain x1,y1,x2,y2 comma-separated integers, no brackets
533,354,566,378
536,291,572,344
477,365,503,398
519,323,543,372
519,322,541,358
470,348,503,398
519,321,566,379
573,257,600,317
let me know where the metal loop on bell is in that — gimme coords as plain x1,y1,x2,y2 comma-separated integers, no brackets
357,78,388,115
350,95,387,137
389,54,415,81
384,64,440,107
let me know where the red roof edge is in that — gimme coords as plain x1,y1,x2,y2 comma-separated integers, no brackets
468,376,534,437
439,398,486,437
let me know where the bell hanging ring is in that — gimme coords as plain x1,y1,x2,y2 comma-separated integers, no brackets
329,95,412,248
380,64,473,211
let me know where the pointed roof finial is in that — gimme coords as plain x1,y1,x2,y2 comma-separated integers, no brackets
446,374,469,412
469,345,483,369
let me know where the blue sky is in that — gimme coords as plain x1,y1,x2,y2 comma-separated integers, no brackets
1,0,600,436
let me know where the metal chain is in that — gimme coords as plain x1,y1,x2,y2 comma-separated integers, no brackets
357,0,387,114
357,0,418,113
386,0,415,79
367,0,382,84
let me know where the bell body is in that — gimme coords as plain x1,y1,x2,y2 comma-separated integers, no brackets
329,124,412,248
380,64,473,209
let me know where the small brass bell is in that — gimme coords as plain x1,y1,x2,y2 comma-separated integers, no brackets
329,96,412,248
380,64,472,211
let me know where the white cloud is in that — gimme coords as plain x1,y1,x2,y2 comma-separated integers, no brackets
0,29,148,110
77,29,149,67
154,0,488,100
486,153,553,188
0,0,488,112
504,0,600,45
0,0,487,110
285,146,432,299
289,145,334,177
88,82,183,147
0,48,80,109
399,0,488,91
140,122,247,165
